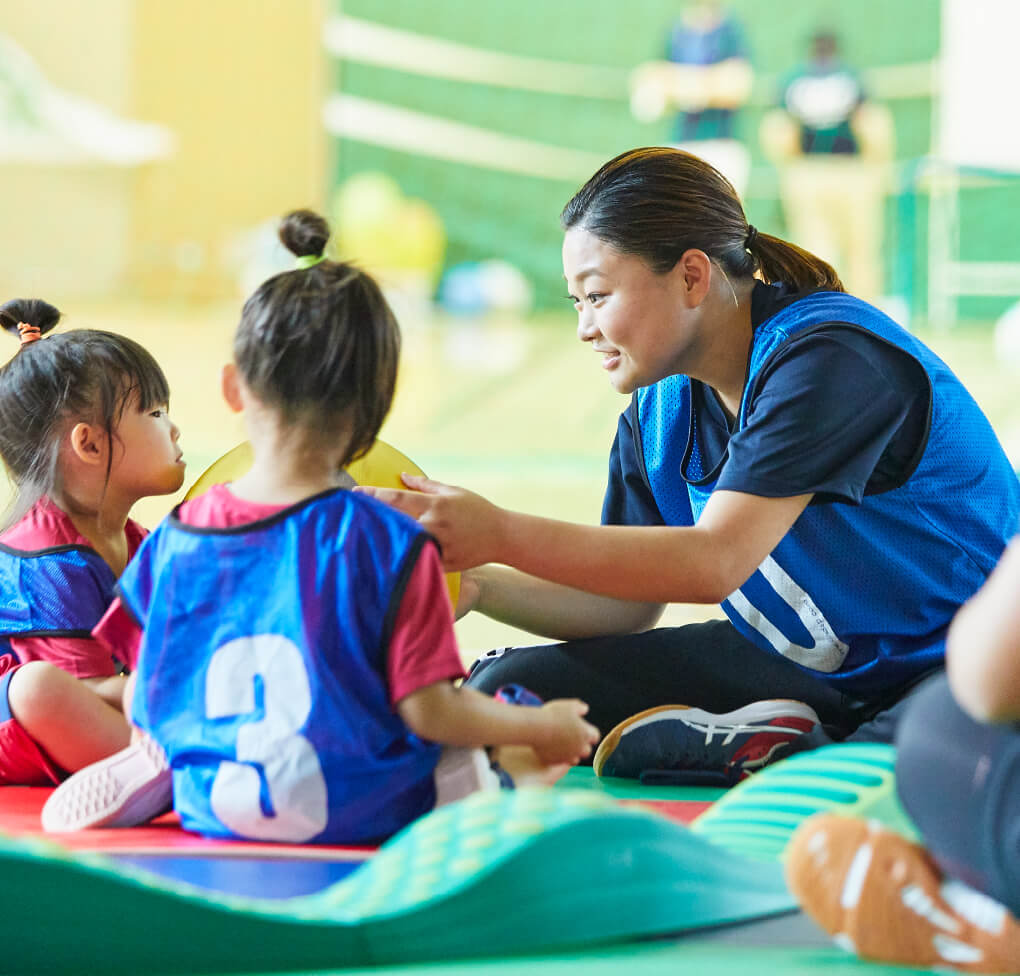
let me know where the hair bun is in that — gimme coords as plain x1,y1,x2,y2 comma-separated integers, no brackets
0,298,62,340
279,209,331,259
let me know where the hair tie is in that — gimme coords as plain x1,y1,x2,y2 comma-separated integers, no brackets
744,225,759,251
17,322,41,345
294,254,327,270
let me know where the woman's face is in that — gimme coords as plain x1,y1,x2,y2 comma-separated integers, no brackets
563,226,697,395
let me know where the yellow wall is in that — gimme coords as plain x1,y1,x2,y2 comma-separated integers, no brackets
0,0,327,301
128,0,328,298
0,0,134,108
0,1,136,300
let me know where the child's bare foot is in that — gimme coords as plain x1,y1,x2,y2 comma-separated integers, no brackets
493,745,570,787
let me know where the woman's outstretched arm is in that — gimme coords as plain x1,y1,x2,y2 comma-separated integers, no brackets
359,475,811,605
458,564,664,641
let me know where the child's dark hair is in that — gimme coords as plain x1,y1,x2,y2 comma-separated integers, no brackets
0,299,171,526
561,147,844,293
234,209,400,468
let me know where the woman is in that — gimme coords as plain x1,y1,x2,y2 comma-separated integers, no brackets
362,147,1019,781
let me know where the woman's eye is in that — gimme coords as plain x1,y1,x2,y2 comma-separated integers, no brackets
587,293,604,304
150,409,164,418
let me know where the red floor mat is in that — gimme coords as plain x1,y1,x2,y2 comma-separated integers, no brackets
0,787,372,857
0,783,710,855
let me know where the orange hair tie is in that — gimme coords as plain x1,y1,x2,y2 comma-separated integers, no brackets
17,322,41,345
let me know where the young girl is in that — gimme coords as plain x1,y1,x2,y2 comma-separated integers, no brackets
359,147,1020,781
43,210,598,843
0,299,185,786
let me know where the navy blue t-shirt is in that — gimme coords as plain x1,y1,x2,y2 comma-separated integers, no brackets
603,283,931,526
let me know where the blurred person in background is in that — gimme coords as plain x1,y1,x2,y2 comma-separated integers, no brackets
760,29,894,302
630,1,753,197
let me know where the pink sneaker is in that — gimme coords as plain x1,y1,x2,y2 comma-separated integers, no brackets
41,732,172,832
786,814,1020,973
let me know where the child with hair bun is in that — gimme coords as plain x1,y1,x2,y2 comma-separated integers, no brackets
0,299,186,786
43,210,598,843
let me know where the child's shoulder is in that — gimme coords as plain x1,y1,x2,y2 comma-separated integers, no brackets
340,486,423,534
173,484,421,537
175,483,289,531
0,497,85,552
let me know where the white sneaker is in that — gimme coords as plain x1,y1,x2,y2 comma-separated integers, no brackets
433,746,502,807
41,732,172,832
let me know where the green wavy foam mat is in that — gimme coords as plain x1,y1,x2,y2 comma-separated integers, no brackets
691,742,919,862
1,787,795,974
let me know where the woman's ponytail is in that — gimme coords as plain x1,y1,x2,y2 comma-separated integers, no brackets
750,232,844,293
563,147,845,294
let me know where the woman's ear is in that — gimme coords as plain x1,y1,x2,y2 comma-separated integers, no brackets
677,249,713,307
67,422,106,466
221,362,244,413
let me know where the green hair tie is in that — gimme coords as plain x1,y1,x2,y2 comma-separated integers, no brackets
294,253,327,269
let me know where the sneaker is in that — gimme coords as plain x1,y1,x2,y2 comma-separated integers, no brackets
786,814,1020,973
41,731,172,832
592,699,820,785
433,746,504,806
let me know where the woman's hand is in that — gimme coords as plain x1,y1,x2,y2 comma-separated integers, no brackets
357,474,507,572
454,569,482,620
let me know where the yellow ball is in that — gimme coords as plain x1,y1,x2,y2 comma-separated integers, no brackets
185,439,461,607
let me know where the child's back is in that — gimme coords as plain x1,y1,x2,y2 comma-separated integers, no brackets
129,484,454,844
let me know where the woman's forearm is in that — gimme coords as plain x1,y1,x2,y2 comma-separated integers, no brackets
471,564,664,641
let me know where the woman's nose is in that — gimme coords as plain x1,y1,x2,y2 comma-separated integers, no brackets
576,310,597,343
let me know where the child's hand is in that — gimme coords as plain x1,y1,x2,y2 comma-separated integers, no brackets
533,699,600,765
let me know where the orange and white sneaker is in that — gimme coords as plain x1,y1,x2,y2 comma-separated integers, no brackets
786,814,1020,973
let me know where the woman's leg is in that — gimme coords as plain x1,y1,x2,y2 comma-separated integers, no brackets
466,620,864,738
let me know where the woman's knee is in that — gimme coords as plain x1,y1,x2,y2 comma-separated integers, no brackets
465,646,545,694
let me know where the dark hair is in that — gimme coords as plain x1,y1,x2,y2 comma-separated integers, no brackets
234,209,400,467
0,298,171,526
561,147,843,293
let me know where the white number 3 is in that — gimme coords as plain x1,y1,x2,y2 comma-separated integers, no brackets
205,634,328,842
